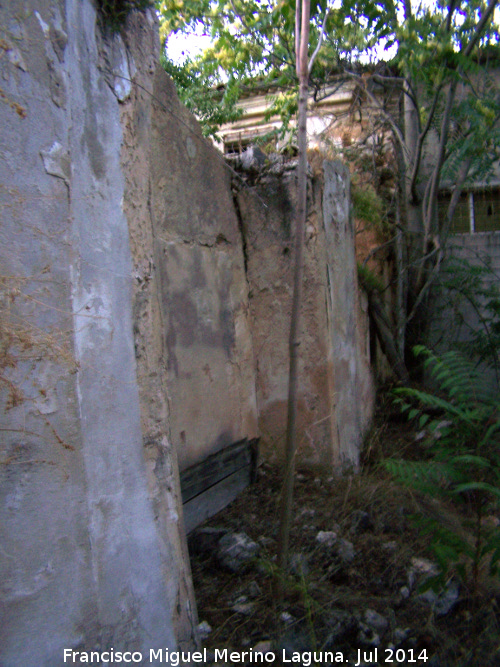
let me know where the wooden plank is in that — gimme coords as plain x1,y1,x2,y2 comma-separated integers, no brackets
182,466,251,534
180,438,256,504
179,437,259,533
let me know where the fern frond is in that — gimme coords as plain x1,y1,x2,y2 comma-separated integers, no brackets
388,346,500,593
450,454,492,469
452,482,500,501
382,459,455,495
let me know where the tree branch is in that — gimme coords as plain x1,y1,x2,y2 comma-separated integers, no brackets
441,155,473,236
371,74,407,89
295,0,301,69
446,0,460,33
422,78,458,244
345,70,409,165
408,81,445,202
308,8,330,75
361,236,396,268
419,0,497,256
463,0,499,58
406,247,444,326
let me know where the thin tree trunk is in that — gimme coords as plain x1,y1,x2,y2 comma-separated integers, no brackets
395,191,406,359
277,0,310,587
368,291,410,384
403,79,421,237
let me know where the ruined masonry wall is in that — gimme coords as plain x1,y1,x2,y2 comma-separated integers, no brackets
148,71,259,474
237,162,374,469
428,231,500,393
0,1,197,663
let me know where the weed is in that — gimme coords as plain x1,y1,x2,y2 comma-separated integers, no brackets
351,178,384,232
357,262,385,295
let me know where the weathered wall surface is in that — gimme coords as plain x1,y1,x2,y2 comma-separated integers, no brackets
322,161,374,467
148,72,259,474
0,1,195,663
116,11,200,645
237,171,334,465
237,162,374,469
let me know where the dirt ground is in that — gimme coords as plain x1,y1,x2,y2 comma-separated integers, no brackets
187,407,500,667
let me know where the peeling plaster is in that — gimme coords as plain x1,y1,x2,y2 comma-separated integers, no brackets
40,141,70,184
108,34,133,102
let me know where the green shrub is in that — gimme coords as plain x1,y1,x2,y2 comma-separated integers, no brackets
357,262,385,294
351,178,386,233
383,346,500,595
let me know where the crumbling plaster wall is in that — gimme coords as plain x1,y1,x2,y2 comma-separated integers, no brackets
146,70,259,474
322,161,374,467
117,1,259,619
236,161,374,469
0,1,197,663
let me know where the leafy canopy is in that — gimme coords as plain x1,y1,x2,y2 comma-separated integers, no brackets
157,1,500,137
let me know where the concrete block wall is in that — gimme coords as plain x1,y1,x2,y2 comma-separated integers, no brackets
428,231,500,391
447,231,500,275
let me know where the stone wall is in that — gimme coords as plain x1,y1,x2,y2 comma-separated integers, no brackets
148,75,258,475
445,232,500,286
120,10,259,531
0,2,196,663
237,161,374,469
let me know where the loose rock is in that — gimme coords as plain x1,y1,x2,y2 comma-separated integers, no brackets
253,641,273,654
216,532,260,573
416,579,460,616
408,557,439,589
316,530,338,547
336,538,356,563
364,608,389,633
280,611,295,624
197,620,212,640
393,627,410,645
233,601,256,615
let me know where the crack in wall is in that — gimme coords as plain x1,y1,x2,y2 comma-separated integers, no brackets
231,186,249,276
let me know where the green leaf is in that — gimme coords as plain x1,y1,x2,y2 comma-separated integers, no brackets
451,454,491,469
419,413,430,429
452,482,500,499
